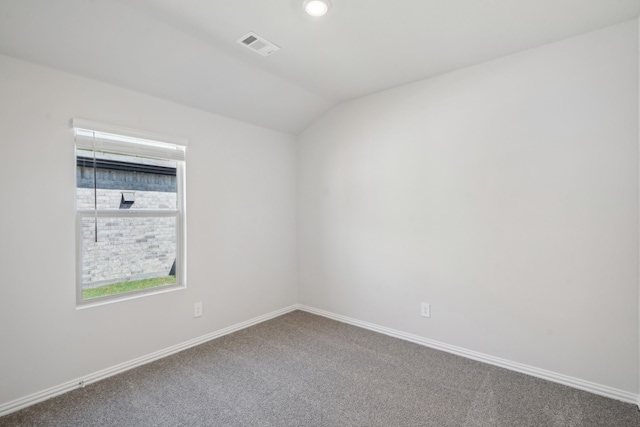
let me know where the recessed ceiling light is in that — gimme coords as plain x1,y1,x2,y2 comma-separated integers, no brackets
304,0,331,17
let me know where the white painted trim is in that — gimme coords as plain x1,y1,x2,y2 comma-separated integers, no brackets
72,118,189,147
2,303,637,417
0,305,298,417
297,304,640,405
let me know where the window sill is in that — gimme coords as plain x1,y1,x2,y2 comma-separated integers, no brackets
75,283,186,310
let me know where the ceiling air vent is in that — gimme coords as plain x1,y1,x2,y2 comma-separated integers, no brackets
236,32,280,57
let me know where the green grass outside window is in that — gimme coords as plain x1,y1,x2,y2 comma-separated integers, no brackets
83,276,176,299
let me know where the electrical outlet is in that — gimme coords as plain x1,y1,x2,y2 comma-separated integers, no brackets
421,302,430,318
194,302,203,318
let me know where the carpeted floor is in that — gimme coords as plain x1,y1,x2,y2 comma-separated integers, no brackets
1,310,639,426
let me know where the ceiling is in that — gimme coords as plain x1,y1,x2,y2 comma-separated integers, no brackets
0,0,638,134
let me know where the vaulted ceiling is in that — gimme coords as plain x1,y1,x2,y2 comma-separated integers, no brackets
0,0,638,134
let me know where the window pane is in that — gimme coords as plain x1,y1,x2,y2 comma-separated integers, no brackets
81,216,177,300
76,149,177,210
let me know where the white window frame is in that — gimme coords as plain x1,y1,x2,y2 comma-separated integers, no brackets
73,118,187,307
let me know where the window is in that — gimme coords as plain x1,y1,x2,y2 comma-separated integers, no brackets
73,119,187,305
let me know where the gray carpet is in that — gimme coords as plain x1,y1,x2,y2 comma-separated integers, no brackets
1,310,638,426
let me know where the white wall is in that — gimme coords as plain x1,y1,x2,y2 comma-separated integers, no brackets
0,54,297,405
298,20,639,394
1,17,638,409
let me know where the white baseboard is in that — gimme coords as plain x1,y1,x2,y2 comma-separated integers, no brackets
0,304,298,418
2,303,637,417
297,304,639,406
